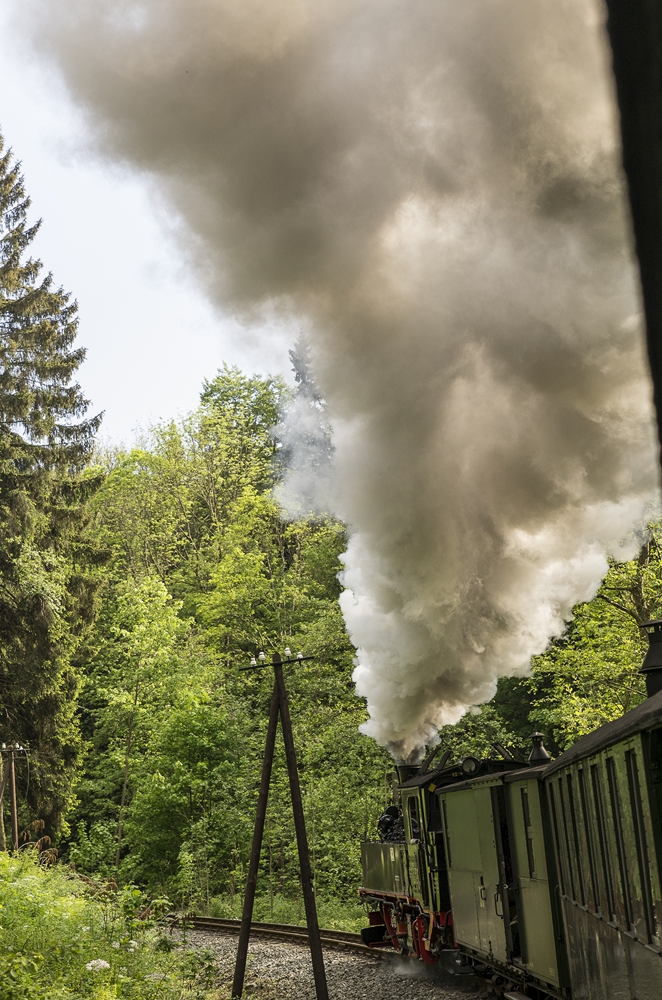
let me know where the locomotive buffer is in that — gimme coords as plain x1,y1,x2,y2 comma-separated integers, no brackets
231,650,329,1000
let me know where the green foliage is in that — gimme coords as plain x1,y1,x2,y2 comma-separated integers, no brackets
62,367,391,919
0,853,217,999
209,891,367,932
495,529,662,752
68,359,662,924
72,577,192,870
8,203,657,941
434,705,520,760
0,134,103,838
528,603,645,750
490,677,537,748
90,367,287,598
431,529,662,761
69,822,117,879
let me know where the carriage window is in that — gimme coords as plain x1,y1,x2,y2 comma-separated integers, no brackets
626,749,656,941
607,756,633,930
578,768,599,912
558,776,577,901
521,789,536,878
566,774,586,906
427,791,442,831
547,782,565,896
591,764,614,919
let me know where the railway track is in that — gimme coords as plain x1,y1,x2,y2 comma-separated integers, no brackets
180,915,377,956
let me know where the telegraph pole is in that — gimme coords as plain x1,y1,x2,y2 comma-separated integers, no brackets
231,651,328,1000
0,744,26,851
272,654,328,1000
8,749,18,852
232,678,280,997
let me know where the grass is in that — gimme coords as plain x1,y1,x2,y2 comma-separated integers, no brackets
207,892,368,932
0,852,218,999
0,854,370,998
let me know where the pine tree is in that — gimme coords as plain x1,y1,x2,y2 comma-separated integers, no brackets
289,334,323,405
0,134,102,841
276,334,334,516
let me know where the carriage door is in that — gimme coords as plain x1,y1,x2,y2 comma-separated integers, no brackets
442,782,508,962
472,782,509,963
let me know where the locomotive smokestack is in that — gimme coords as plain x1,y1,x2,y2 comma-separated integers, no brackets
395,765,420,784
640,621,662,698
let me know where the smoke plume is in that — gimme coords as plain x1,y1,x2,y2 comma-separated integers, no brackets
21,0,659,757
275,334,336,518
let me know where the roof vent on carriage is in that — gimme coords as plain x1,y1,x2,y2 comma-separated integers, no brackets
640,619,662,698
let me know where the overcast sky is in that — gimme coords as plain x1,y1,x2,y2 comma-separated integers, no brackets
0,7,294,445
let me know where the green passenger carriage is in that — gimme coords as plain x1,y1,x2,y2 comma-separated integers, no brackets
359,623,662,999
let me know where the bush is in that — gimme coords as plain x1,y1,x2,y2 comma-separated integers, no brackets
208,891,367,932
0,853,216,999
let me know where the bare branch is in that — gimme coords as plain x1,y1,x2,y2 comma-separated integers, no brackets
595,594,641,624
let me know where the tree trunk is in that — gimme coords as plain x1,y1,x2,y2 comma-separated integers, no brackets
115,681,140,868
0,757,7,852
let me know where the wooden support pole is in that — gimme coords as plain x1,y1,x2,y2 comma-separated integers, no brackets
273,655,329,1000
231,678,280,998
8,750,18,852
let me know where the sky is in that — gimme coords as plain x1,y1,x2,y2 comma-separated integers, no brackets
0,7,294,445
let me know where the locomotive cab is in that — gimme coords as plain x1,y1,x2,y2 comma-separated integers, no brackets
359,751,524,962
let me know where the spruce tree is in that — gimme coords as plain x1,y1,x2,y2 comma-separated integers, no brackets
276,334,334,516
0,134,102,841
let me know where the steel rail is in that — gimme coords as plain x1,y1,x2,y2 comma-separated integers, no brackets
179,915,381,956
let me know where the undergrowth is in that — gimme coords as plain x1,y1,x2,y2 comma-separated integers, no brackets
207,892,367,932
0,852,218,999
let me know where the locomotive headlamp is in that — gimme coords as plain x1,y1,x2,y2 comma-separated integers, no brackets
460,756,479,775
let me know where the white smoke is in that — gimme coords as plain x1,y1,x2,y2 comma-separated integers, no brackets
274,335,336,518
19,0,659,758
275,391,336,518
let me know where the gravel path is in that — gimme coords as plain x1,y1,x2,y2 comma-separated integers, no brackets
181,929,493,1000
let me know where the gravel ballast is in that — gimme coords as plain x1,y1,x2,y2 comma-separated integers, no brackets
183,928,492,1000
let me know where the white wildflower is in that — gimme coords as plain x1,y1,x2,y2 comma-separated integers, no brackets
147,973,166,981
112,941,120,949
81,926,90,932
128,940,139,948
86,959,111,972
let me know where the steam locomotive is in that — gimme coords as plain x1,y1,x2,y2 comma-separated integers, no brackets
359,620,662,1000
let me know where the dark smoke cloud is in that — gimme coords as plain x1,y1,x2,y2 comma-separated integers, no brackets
21,0,659,757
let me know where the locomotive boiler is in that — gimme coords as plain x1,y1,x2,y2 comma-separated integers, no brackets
359,621,662,1000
